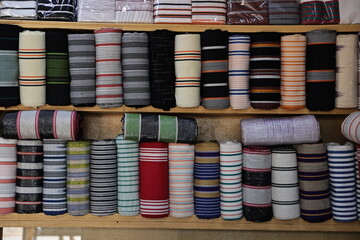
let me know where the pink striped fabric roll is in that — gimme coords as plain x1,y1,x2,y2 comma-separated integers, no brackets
342,112,360,144
280,34,307,110
191,0,227,24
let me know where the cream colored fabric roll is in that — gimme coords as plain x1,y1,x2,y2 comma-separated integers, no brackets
175,34,201,108
336,34,358,108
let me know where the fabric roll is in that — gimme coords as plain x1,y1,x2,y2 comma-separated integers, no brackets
327,142,357,222
68,33,96,107
0,24,21,107
336,34,358,108
116,135,139,216
77,0,116,22
139,142,169,218
0,0,37,19
201,30,229,109
242,146,272,222
228,35,250,110
154,0,192,24
269,0,299,24
149,30,176,111
191,0,227,24
300,0,324,24
16,140,43,214
122,32,151,107
123,113,197,144
0,138,17,215
94,28,123,108
194,142,220,219
339,0,360,24
358,34,360,110
115,0,153,23
175,34,201,108
67,141,91,216
306,30,336,111
227,0,269,25
250,32,281,110
280,34,307,110
42,139,67,216
341,112,360,144
37,0,76,21
271,147,300,220
90,140,117,216
356,145,360,220
323,0,339,24
19,31,46,108
46,30,71,106
296,143,332,222
220,141,243,220
169,143,195,218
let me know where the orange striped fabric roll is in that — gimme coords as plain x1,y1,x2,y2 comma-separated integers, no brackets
280,34,307,111
191,0,227,24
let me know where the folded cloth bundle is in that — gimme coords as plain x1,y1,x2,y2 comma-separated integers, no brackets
0,0,37,19
115,0,153,23
341,112,360,145
123,113,197,144
269,0,299,24
339,0,360,24
154,0,192,24
77,0,116,22
37,0,76,21
227,0,269,25
191,0,227,24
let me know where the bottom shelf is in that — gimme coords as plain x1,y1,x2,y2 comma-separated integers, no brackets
0,214,359,232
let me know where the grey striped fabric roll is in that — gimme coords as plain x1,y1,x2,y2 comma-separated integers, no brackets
269,0,299,24
68,34,96,107
122,32,151,107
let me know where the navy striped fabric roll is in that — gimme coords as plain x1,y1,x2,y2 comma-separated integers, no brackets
269,0,299,24
356,145,360,220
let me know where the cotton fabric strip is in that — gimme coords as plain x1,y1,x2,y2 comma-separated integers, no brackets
16,140,43,214
356,145,360,220
191,0,226,24
339,0,360,24
77,0,116,22
19,30,46,108
68,33,96,107
296,143,332,222
0,138,17,215
227,0,269,25
154,0,192,24
269,0,299,24
0,0,37,19
95,28,123,108
115,0,153,23
42,139,67,216
37,0,76,21
194,142,220,219
175,34,201,108
122,32,151,107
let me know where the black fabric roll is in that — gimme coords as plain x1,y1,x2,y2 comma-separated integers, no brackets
38,110,54,139
37,0,76,21
0,111,17,138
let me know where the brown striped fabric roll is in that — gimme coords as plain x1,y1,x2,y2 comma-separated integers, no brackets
227,0,269,25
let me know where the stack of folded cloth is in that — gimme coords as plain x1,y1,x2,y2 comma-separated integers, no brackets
77,0,116,22
115,0,153,23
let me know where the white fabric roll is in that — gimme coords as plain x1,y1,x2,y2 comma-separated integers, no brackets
339,0,360,24
342,112,360,144
0,0,37,19
115,0,153,23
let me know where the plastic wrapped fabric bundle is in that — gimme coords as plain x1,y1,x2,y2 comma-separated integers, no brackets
227,0,269,25
115,0,153,23
116,135,139,216
0,110,81,141
269,0,299,24
123,113,197,144
300,0,324,24
356,145,360,220
335,34,358,108
0,0,37,19
242,146,272,222
194,142,220,219
153,0,192,24
271,147,300,220
241,115,320,146
191,0,226,24
46,31,71,106
322,0,339,24
0,24,21,107
0,138,17,215
42,139,67,216
37,0,76,21
77,0,116,22
139,142,169,218
339,0,360,24
341,112,360,144
16,140,43,214
295,143,332,222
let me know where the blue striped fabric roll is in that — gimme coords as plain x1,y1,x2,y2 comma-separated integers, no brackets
356,145,360,220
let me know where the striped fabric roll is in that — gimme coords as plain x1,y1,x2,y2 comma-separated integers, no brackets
116,135,139,216
339,0,360,24
194,142,220,219
300,0,324,24
322,0,340,24
327,142,357,222
77,0,116,22
95,28,123,108
269,0,299,24
42,139,67,216
37,0,76,21
0,0,37,19
169,143,195,218
272,147,300,220
154,0,192,24
16,140,43,214
68,33,96,107
280,34,307,110
191,0,227,24
250,32,281,110
220,141,243,220
342,112,360,145
0,24,21,107
228,35,250,110
46,31,71,106
139,142,169,218
296,143,332,222
306,30,336,111
335,34,358,109
0,138,17,215
115,0,153,23
227,0,269,25
90,140,118,216
19,31,46,108
358,34,360,110
356,145,360,220
175,34,201,108
201,30,229,109
66,141,91,216
122,32,151,107
242,146,272,222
